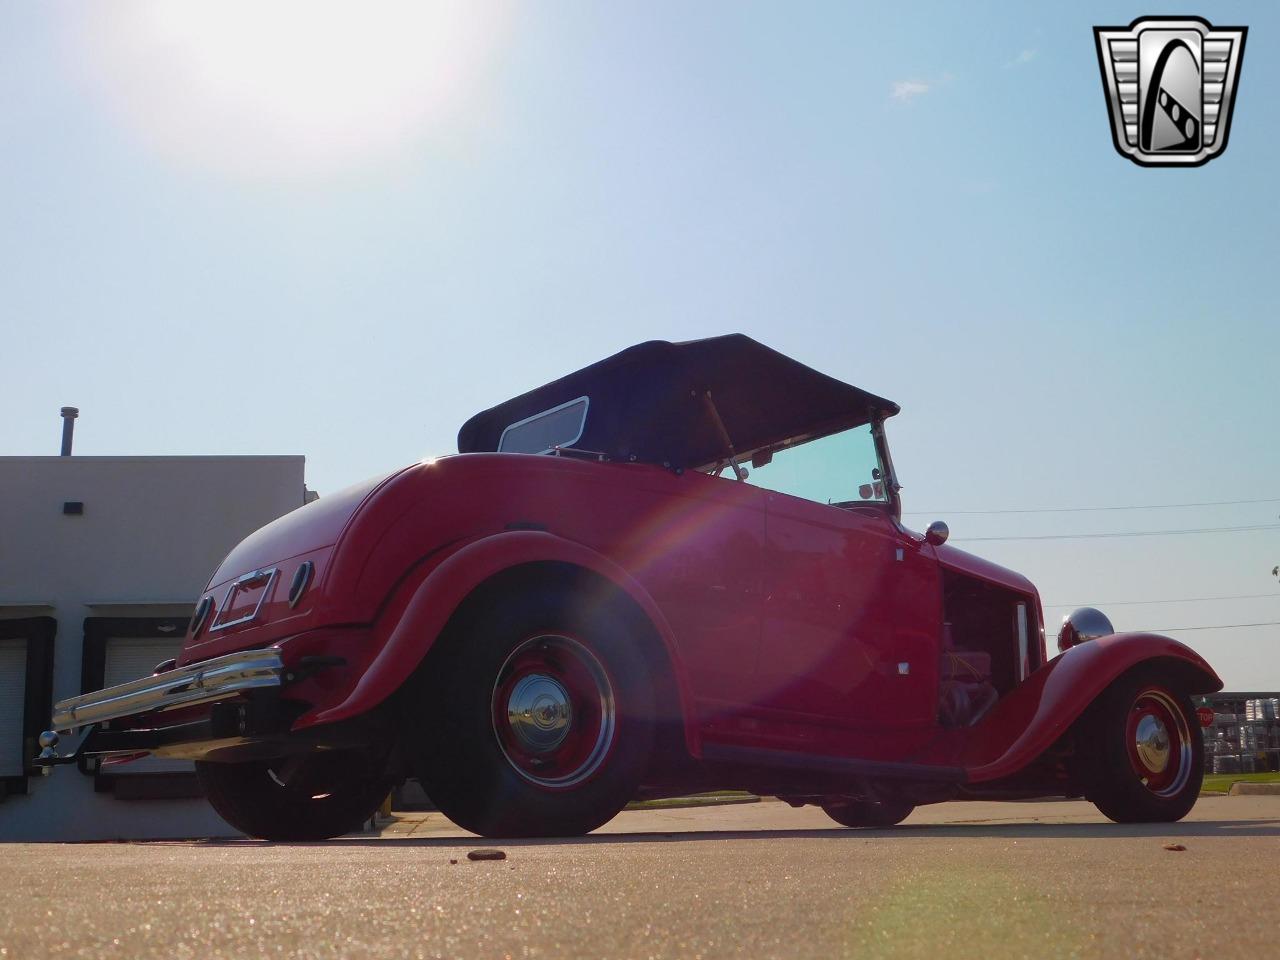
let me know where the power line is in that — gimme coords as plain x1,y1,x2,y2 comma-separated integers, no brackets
904,496,1280,516
1043,593,1280,608
956,523,1280,542
1147,621,1280,633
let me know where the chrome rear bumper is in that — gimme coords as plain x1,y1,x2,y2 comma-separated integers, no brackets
52,647,285,733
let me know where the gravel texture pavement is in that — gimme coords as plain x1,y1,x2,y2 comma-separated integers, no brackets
2,796,1277,960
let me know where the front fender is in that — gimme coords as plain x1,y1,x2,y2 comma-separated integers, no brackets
297,530,701,756
963,633,1221,783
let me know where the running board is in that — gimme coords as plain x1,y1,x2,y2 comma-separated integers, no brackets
701,743,966,785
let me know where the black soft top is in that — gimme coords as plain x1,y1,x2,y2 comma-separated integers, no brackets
457,334,899,471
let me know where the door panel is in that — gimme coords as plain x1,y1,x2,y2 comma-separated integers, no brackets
890,537,944,723
758,494,937,733
581,470,767,712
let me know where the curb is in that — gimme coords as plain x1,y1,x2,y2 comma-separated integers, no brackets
626,795,761,811
1228,782,1280,796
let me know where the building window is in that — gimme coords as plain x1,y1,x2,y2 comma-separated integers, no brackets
0,617,56,798
81,617,203,799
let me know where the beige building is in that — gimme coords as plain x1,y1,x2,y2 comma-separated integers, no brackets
0,454,309,841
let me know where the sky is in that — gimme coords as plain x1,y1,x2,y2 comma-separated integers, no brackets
2,2,1277,688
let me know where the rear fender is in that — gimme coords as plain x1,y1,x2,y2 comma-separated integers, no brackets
964,633,1221,783
296,530,702,756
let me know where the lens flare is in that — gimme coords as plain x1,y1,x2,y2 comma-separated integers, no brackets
64,0,511,178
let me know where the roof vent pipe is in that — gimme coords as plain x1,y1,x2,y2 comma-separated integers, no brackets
60,406,79,456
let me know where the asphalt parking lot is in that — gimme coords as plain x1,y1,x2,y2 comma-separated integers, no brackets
3,796,1277,960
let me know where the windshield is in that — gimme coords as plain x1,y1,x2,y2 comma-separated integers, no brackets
731,424,889,505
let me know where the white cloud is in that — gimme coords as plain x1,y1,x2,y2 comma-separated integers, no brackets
1006,48,1038,68
890,80,930,102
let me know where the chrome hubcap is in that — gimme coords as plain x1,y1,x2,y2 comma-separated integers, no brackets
491,634,617,789
1126,688,1193,797
1134,713,1171,773
506,673,573,753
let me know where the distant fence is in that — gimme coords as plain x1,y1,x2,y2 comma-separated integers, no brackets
1197,692,1280,774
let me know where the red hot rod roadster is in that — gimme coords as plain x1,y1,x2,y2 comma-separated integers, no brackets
40,335,1220,838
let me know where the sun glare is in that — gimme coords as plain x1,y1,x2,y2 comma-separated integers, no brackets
68,1,511,178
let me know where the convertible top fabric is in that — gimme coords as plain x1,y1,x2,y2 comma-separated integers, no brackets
457,334,899,470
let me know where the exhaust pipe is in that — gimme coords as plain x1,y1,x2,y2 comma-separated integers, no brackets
60,406,78,456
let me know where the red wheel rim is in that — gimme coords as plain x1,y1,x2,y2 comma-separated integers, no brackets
1124,687,1192,797
491,634,616,789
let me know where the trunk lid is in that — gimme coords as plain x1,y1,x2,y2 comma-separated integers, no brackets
178,468,406,663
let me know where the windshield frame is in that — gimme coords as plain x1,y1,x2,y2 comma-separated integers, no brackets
870,416,903,521
710,415,903,519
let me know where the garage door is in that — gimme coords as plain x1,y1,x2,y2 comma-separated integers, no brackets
103,636,183,690
102,635,188,774
0,638,27,777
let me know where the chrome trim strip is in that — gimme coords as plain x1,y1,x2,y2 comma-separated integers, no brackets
209,567,278,633
52,646,285,733
1016,602,1030,680
287,561,314,609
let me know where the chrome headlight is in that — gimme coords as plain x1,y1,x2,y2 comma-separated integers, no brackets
1057,607,1115,653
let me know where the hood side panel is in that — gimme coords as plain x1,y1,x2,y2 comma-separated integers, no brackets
934,542,1037,596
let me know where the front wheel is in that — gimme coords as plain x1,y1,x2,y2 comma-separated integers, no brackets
1080,672,1204,824
822,799,915,828
195,750,390,841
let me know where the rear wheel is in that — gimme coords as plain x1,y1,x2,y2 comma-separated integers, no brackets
822,799,915,828
195,750,390,841
402,586,654,838
1081,671,1203,824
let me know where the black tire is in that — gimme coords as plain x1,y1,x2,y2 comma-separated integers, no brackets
822,799,915,828
1079,670,1204,824
402,584,654,838
195,750,390,841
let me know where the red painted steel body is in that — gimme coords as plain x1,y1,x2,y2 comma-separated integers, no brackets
169,451,1222,788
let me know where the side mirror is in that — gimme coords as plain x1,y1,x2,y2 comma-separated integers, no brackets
858,483,873,500
925,520,949,546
